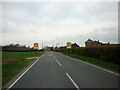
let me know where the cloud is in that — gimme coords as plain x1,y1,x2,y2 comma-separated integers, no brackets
58,26,118,47
2,0,119,3
2,2,118,47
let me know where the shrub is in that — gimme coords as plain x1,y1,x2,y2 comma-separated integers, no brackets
58,46,119,65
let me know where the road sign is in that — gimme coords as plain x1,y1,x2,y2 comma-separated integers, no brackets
66,42,72,48
34,43,39,49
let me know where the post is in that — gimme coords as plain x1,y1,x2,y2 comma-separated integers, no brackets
70,49,72,54
42,41,43,49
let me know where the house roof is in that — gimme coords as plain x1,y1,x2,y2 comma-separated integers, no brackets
85,39,93,42
72,42,80,47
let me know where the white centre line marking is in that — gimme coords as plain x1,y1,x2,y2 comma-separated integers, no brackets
7,57,41,89
56,59,62,66
52,55,56,59
66,73,80,90
53,55,62,66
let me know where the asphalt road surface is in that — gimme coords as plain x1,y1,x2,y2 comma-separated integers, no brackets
9,51,119,89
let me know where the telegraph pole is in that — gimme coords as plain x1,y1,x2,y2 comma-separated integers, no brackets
42,40,43,49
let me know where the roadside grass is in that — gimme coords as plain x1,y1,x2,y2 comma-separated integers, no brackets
61,52,120,73
2,51,43,64
2,51,45,86
2,59,33,85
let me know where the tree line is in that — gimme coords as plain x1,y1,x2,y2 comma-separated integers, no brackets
2,44,35,52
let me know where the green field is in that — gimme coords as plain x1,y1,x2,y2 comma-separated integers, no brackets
2,51,45,86
2,51,44,64
61,52,120,73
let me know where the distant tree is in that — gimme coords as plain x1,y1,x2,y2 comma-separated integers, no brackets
9,44,14,47
14,44,20,47
2,44,31,51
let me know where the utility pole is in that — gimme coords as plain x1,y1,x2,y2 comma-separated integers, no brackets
56,43,57,47
56,37,60,47
58,38,59,47
42,40,43,49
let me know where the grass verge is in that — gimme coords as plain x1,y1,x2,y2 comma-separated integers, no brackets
2,51,44,64
2,51,45,86
61,52,120,73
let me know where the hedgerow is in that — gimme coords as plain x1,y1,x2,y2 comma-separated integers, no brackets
56,46,120,64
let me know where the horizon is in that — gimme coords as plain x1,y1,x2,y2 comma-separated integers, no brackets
1,38,119,48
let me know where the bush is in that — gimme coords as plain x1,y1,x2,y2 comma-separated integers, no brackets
58,46,120,65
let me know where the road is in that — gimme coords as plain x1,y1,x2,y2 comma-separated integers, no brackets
9,51,119,89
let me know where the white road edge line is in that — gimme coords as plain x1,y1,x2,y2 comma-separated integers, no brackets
66,73,80,90
59,53,119,76
74,58,119,76
7,58,40,89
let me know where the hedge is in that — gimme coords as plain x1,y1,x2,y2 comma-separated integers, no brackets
57,46,120,65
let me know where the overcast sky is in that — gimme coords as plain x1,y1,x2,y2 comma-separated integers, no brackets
1,0,118,48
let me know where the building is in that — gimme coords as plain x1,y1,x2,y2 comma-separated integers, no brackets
44,46,53,51
54,47,60,50
85,39,103,47
65,42,80,48
85,39,120,47
57,42,80,49
72,42,80,48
